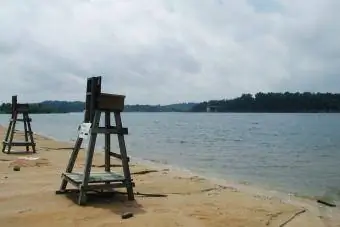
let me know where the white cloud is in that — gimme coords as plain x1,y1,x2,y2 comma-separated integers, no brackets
0,0,339,104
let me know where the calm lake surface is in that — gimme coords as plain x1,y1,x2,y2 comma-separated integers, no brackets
1,112,340,200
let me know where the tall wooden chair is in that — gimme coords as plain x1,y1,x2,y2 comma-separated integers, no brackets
2,95,36,154
56,76,134,205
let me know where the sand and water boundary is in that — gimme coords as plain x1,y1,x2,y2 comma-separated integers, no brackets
0,125,339,227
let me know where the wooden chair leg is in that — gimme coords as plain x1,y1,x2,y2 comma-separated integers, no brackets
2,121,12,153
105,111,111,172
58,137,83,192
26,115,36,153
7,112,18,154
23,113,30,152
114,112,134,201
79,110,101,205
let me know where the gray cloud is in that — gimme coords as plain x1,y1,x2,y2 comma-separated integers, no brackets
0,0,339,104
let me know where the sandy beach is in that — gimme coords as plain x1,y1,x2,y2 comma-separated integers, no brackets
0,125,338,227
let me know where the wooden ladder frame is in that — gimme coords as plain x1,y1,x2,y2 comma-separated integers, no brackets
56,76,134,205
2,95,36,154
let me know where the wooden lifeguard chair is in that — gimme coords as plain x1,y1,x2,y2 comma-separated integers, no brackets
2,95,36,154
56,76,135,205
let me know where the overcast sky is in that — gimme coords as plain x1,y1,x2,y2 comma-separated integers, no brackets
0,0,339,105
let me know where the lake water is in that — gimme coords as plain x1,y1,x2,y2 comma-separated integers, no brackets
1,112,340,202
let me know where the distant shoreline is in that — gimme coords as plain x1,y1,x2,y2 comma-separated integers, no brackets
1,92,340,113
1,111,340,114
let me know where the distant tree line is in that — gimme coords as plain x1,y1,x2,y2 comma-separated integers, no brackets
1,93,340,114
0,101,196,114
190,92,340,113
0,101,84,114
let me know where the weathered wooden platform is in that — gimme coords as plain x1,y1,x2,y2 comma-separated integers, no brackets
57,171,135,196
63,172,125,184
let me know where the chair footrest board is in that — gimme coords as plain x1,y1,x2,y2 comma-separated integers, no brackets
62,171,129,184
3,141,35,146
11,118,32,122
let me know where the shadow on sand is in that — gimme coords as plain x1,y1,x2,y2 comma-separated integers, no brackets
64,191,147,216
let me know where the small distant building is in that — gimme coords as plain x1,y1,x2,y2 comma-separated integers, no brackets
206,105,218,112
